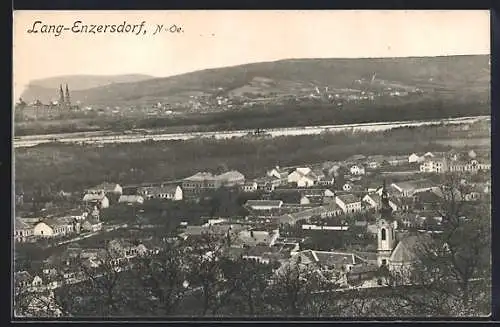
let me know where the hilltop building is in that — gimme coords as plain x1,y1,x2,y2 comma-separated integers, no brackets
15,84,78,120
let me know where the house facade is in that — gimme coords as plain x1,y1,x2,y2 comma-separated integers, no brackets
350,165,366,176
335,194,362,214
15,218,34,243
287,170,317,188
419,157,448,174
87,183,123,195
33,218,76,238
82,192,110,208
242,181,258,192
138,185,183,201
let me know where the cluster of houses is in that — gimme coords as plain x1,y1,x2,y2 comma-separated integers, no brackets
14,147,491,316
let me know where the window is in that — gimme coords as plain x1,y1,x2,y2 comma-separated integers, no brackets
382,259,387,265
381,228,386,241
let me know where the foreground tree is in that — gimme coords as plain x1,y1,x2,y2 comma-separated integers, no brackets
130,240,189,316
386,172,491,317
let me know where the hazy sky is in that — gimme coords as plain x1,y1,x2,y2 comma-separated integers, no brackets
13,10,490,97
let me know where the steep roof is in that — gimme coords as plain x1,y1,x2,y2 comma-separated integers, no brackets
216,170,245,181
336,194,361,204
184,172,215,181
314,251,359,266
15,218,33,230
392,179,436,191
389,234,433,264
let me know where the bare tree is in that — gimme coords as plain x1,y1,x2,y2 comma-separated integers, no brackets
184,233,231,316
76,243,127,317
219,258,273,316
130,240,188,316
264,256,342,317
385,172,491,317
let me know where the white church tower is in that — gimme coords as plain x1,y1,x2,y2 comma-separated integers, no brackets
377,181,396,267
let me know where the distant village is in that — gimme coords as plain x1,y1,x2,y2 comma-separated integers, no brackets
14,144,490,316
15,74,425,121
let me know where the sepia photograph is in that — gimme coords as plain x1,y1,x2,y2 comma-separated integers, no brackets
12,10,491,319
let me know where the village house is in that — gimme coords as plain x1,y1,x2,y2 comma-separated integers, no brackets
182,170,245,195
245,200,284,211
86,182,123,196
391,179,439,198
217,170,246,187
236,228,280,247
419,156,448,173
287,168,318,188
266,166,290,185
362,193,398,212
408,152,434,164
182,172,220,195
33,217,79,238
15,218,34,243
317,175,335,186
255,176,280,192
365,155,386,169
241,181,258,193
282,250,375,287
350,164,366,176
242,245,287,265
82,218,103,232
448,158,491,174
118,194,145,205
278,202,344,226
15,271,32,289
82,192,110,208
335,194,362,214
138,185,183,201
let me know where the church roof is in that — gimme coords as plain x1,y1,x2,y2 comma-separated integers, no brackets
389,234,433,264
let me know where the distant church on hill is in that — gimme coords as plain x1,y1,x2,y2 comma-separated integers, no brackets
15,84,78,120
58,84,72,109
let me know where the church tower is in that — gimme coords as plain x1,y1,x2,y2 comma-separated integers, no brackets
377,180,396,267
59,84,65,106
65,84,71,107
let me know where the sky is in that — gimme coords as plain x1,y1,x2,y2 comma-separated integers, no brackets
13,10,490,97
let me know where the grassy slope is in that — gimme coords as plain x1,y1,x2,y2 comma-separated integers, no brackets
57,55,490,106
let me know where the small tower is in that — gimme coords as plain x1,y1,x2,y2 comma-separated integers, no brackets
377,180,396,267
65,84,71,107
59,84,65,106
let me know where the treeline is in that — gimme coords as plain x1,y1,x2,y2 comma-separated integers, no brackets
15,97,490,136
15,126,462,195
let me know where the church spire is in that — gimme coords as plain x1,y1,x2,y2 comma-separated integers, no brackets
65,84,71,106
380,180,392,219
59,84,65,105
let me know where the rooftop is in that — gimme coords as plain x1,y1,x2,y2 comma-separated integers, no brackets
138,185,179,195
184,172,216,182
245,200,283,208
392,179,437,191
336,194,361,204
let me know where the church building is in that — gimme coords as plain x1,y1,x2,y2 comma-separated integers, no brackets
376,181,434,274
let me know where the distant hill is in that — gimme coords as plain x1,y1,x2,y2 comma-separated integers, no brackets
52,55,490,108
20,74,155,103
